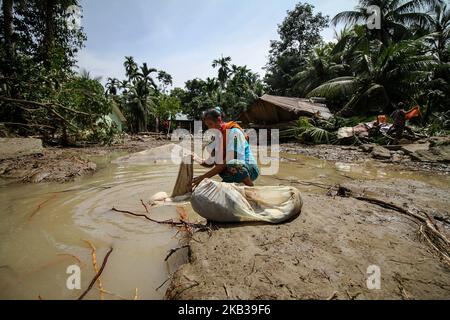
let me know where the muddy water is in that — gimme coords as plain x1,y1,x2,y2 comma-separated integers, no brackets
0,148,449,300
0,152,204,300
261,153,450,191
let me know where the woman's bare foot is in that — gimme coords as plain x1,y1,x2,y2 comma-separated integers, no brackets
242,177,254,186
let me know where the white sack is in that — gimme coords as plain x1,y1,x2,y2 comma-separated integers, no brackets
191,179,302,224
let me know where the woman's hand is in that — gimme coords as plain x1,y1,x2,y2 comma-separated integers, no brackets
191,175,206,191
191,153,204,164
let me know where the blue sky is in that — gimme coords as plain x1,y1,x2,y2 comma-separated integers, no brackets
77,0,358,88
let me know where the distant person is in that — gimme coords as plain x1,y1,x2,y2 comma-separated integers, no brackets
389,103,407,142
191,107,259,189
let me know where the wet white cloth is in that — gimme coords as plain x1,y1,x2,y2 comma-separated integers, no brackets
171,156,193,197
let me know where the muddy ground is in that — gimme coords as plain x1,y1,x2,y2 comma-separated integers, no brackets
0,135,168,183
166,177,450,300
165,141,450,300
281,143,450,175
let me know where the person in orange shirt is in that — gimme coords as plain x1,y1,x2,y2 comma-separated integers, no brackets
192,107,259,189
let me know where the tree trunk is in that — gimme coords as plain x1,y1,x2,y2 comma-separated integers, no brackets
155,117,159,133
42,0,56,70
2,0,21,101
2,0,14,59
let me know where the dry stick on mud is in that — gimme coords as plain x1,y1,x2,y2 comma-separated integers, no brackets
78,247,114,300
98,289,130,300
111,207,211,233
140,200,149,214
354,196,450,246
156,277,171,291
165,245,190,261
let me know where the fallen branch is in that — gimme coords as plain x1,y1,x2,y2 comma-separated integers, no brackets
353,196,450,249
0,96,96,117
0,122,56,129
78,247,113,300
353,196,425,222
111,207,211,233
156,277,171,291
327,186,450,267
165,245,190,261
419,226,450,266
140,200,149,214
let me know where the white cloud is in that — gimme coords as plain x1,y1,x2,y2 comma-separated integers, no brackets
75,49,125,84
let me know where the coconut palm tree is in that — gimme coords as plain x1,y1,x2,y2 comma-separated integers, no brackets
79,69,102,81
332,0,438,44
105,77,119,96
124,56,139,81
136,63,158,89
212,55,232,89
125,80,152,133
308,37,436,116
426,1,450,61
294,43,350,96
204,77,219,94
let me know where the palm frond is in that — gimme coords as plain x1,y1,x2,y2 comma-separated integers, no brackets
332,9,366,26
307,77,358,100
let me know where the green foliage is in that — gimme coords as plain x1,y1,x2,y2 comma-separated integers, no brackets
175,57,265,120
284,117,337,144
308,37,436,116
1,0,86,96
154,95,181,120
332,0,435,44
0,1,119,145
106,57,181,133
58,77,111,116
264,3,329,96
266,0,449,124
420,111,450,136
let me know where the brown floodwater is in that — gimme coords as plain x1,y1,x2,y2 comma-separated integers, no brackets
0,147,448,300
